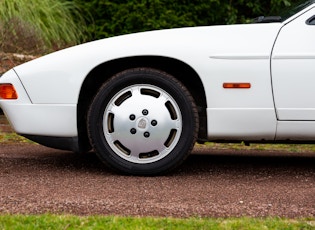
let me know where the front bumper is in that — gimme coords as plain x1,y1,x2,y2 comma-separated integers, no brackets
0,69,78,137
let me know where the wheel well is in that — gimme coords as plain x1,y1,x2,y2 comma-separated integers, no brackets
77,56,207,151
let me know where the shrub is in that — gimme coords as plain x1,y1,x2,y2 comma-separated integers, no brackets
74,0,298,41
0,0,87,54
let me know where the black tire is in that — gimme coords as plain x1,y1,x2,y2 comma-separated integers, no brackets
88,68,198,175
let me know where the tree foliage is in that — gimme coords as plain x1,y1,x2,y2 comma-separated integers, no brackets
74,0,299,41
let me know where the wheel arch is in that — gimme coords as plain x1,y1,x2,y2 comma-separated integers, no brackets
77,56,207,151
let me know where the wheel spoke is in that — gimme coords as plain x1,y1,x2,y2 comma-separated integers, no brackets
103,84,182,164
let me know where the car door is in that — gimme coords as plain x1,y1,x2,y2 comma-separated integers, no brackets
272,7,315,120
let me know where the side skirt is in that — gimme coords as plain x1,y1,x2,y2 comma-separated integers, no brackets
21,134,88,153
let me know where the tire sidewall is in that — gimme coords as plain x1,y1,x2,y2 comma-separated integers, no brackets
88,68,197,175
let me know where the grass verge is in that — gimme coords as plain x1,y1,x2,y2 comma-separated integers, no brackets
0,132,34,144
0,215,314,230
2,131,315,153
200,142,315,153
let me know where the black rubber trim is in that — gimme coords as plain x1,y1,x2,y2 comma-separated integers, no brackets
306,15,315,25
22,134,82,153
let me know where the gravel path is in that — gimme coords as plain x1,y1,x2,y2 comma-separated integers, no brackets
1,57,315,218
0,143,314,218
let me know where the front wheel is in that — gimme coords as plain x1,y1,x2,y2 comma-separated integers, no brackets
88,68,198,175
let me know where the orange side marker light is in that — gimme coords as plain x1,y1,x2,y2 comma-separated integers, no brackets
0,84,18,99
223,83,251,89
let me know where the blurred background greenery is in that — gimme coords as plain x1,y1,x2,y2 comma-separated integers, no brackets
0,0,300,55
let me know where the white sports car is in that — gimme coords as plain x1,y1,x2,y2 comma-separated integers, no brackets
1,1,315,175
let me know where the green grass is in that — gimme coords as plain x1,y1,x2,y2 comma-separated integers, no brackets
0,132,34,144
0,215,314,230
199,142,315,153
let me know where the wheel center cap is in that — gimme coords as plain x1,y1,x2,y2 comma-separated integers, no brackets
137,117,148,130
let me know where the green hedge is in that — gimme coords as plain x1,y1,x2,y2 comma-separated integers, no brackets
0,0,301,54
74,0,298,41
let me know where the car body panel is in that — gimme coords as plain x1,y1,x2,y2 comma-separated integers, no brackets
8,23,281,140
272,7,315,120
14,23,281,106
0,70,77,136
5,103,77,136
1,3,315,151
276,121,315,140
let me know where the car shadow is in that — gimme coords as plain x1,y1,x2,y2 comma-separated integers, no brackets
1,145,314,176
177,148,315,177
44,148,315,177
